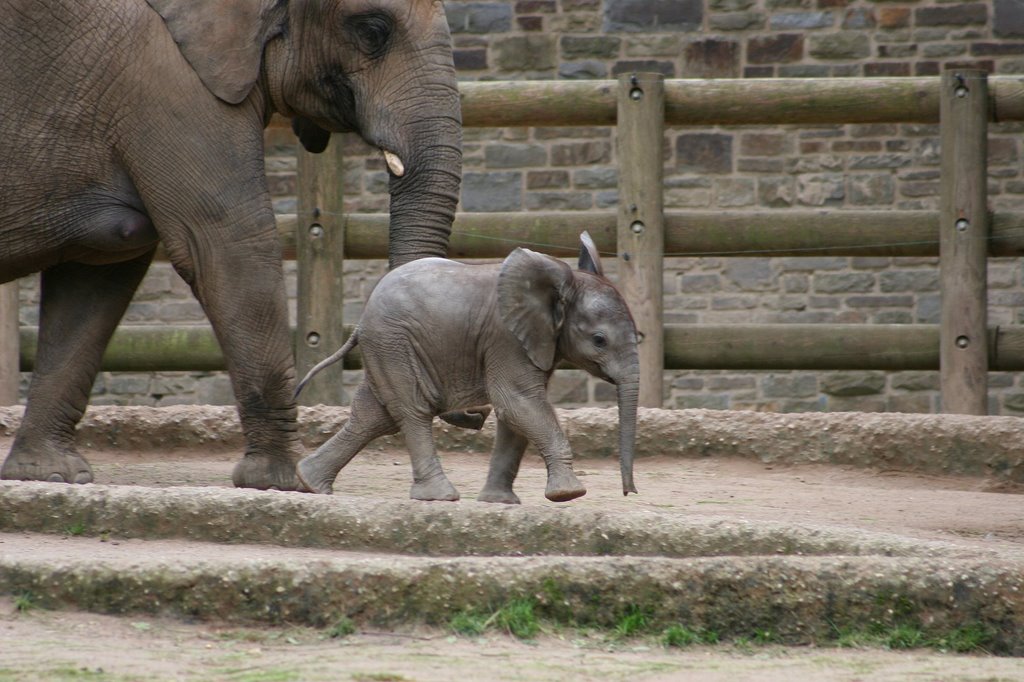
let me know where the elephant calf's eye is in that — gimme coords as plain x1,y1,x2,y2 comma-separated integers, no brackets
592,332,608,348
349,12,394,60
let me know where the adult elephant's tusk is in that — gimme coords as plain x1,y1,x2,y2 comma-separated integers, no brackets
383,149,406,177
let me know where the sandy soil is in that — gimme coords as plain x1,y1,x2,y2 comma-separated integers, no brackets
3,435,1024,680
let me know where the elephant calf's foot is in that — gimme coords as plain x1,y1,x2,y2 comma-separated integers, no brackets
476,487,521,505
232,453,299,491
544,469,586,502
1,445,93,484
410,475,460,502
295,457,336,495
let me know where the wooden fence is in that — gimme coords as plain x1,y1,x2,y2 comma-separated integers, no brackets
5,72,1024,412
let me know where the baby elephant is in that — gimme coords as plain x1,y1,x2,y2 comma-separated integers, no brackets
295,232,640,503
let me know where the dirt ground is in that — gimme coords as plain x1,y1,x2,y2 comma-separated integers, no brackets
3,436,1024,680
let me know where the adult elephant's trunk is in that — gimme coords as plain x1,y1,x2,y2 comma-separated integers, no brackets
387,121,462,268
617,377,640,495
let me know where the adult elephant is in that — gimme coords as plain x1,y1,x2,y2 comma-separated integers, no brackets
0,0,463,489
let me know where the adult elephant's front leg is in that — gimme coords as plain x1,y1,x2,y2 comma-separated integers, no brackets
168,222,302,491
1,254,153,483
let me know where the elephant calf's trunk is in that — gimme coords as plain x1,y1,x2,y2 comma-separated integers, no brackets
617,379,639,495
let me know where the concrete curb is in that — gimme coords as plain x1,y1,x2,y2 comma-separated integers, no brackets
0,482,1014,561
2,405,1023,481
2,483,1024,652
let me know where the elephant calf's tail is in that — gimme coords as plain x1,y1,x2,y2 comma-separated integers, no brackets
295,329,360,399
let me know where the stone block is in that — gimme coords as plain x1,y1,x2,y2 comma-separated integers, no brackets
454,48,488,70
516,16,543,31
676,133,733,175
878,7,911,29
572,168,618,189
843,7,876,30
446,3,514,33
848,174,895,205
916,3,987,27
714,178,756,207
603,0,702,32
757,177,795,207
796,174,845,206
624,35,681,57
493,35,557,72
761,373,818,399
611,60,676,77
740,133,789,156
809,33,871,60
525,191,592,210
996,0,1024,37
710,11,765,31
821,372,886,397
485,143,548,168
559,61,609,80
551,141,612,166
724,259,775,290
770,11,834,30
683,39,740,78
516,0,556,13
879,270,939,293
461,172,523,212
747,34,803,64
813,273,875,294
527,170,570,189
547,370,589,404
561,36,621,59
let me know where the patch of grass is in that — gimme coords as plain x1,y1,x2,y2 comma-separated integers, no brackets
752,628,778,645
64,521,86,537
13,592,36,613
884,624,925,650
613,605,652,638
328,617,356,639
935,623,997,653
493,598,539,639
449,598,539,639
449,610,489,637
661,625,718,648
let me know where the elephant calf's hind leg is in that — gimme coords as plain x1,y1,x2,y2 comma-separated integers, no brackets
296,384,398,494
477,419,527,504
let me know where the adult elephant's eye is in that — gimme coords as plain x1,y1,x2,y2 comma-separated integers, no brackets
349,12,394,60
592,332,608,348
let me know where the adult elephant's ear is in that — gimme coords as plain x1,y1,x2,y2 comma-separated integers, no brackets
292,117,332,154
145,0,285,105
498,248,573,372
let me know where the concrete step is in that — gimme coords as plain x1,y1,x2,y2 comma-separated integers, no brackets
2,483,1023,653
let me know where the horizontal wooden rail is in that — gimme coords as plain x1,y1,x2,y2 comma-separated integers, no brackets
268,76,1024,130
250,210,1024,262
20,324,1024,373
456,77,1024,127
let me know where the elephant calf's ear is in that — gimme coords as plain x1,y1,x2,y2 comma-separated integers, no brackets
498,248,573,372
578,230,604,276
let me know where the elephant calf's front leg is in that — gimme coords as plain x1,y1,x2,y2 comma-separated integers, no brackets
499,398,586,503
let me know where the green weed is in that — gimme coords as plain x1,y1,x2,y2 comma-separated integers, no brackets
613,605,651,638
13,592,35,613
661,625,718,648
449,598,539,639
328,617,356,639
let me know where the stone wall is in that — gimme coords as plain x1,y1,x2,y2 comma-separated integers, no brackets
13,0,1024,414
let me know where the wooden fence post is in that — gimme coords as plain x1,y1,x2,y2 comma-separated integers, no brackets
940,69,989,415
617,72,665,408
296,136,347,405
0,281,18,405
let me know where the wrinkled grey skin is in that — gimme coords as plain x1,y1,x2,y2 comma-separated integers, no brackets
296,234,640,503
0,0,462,489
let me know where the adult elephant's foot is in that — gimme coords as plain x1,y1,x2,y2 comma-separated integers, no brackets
232,452,299,491
440,407,491,431
295,456,335,495
0,442,93,484
544,468,586,502
476,487,521,504
410,474,460,501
